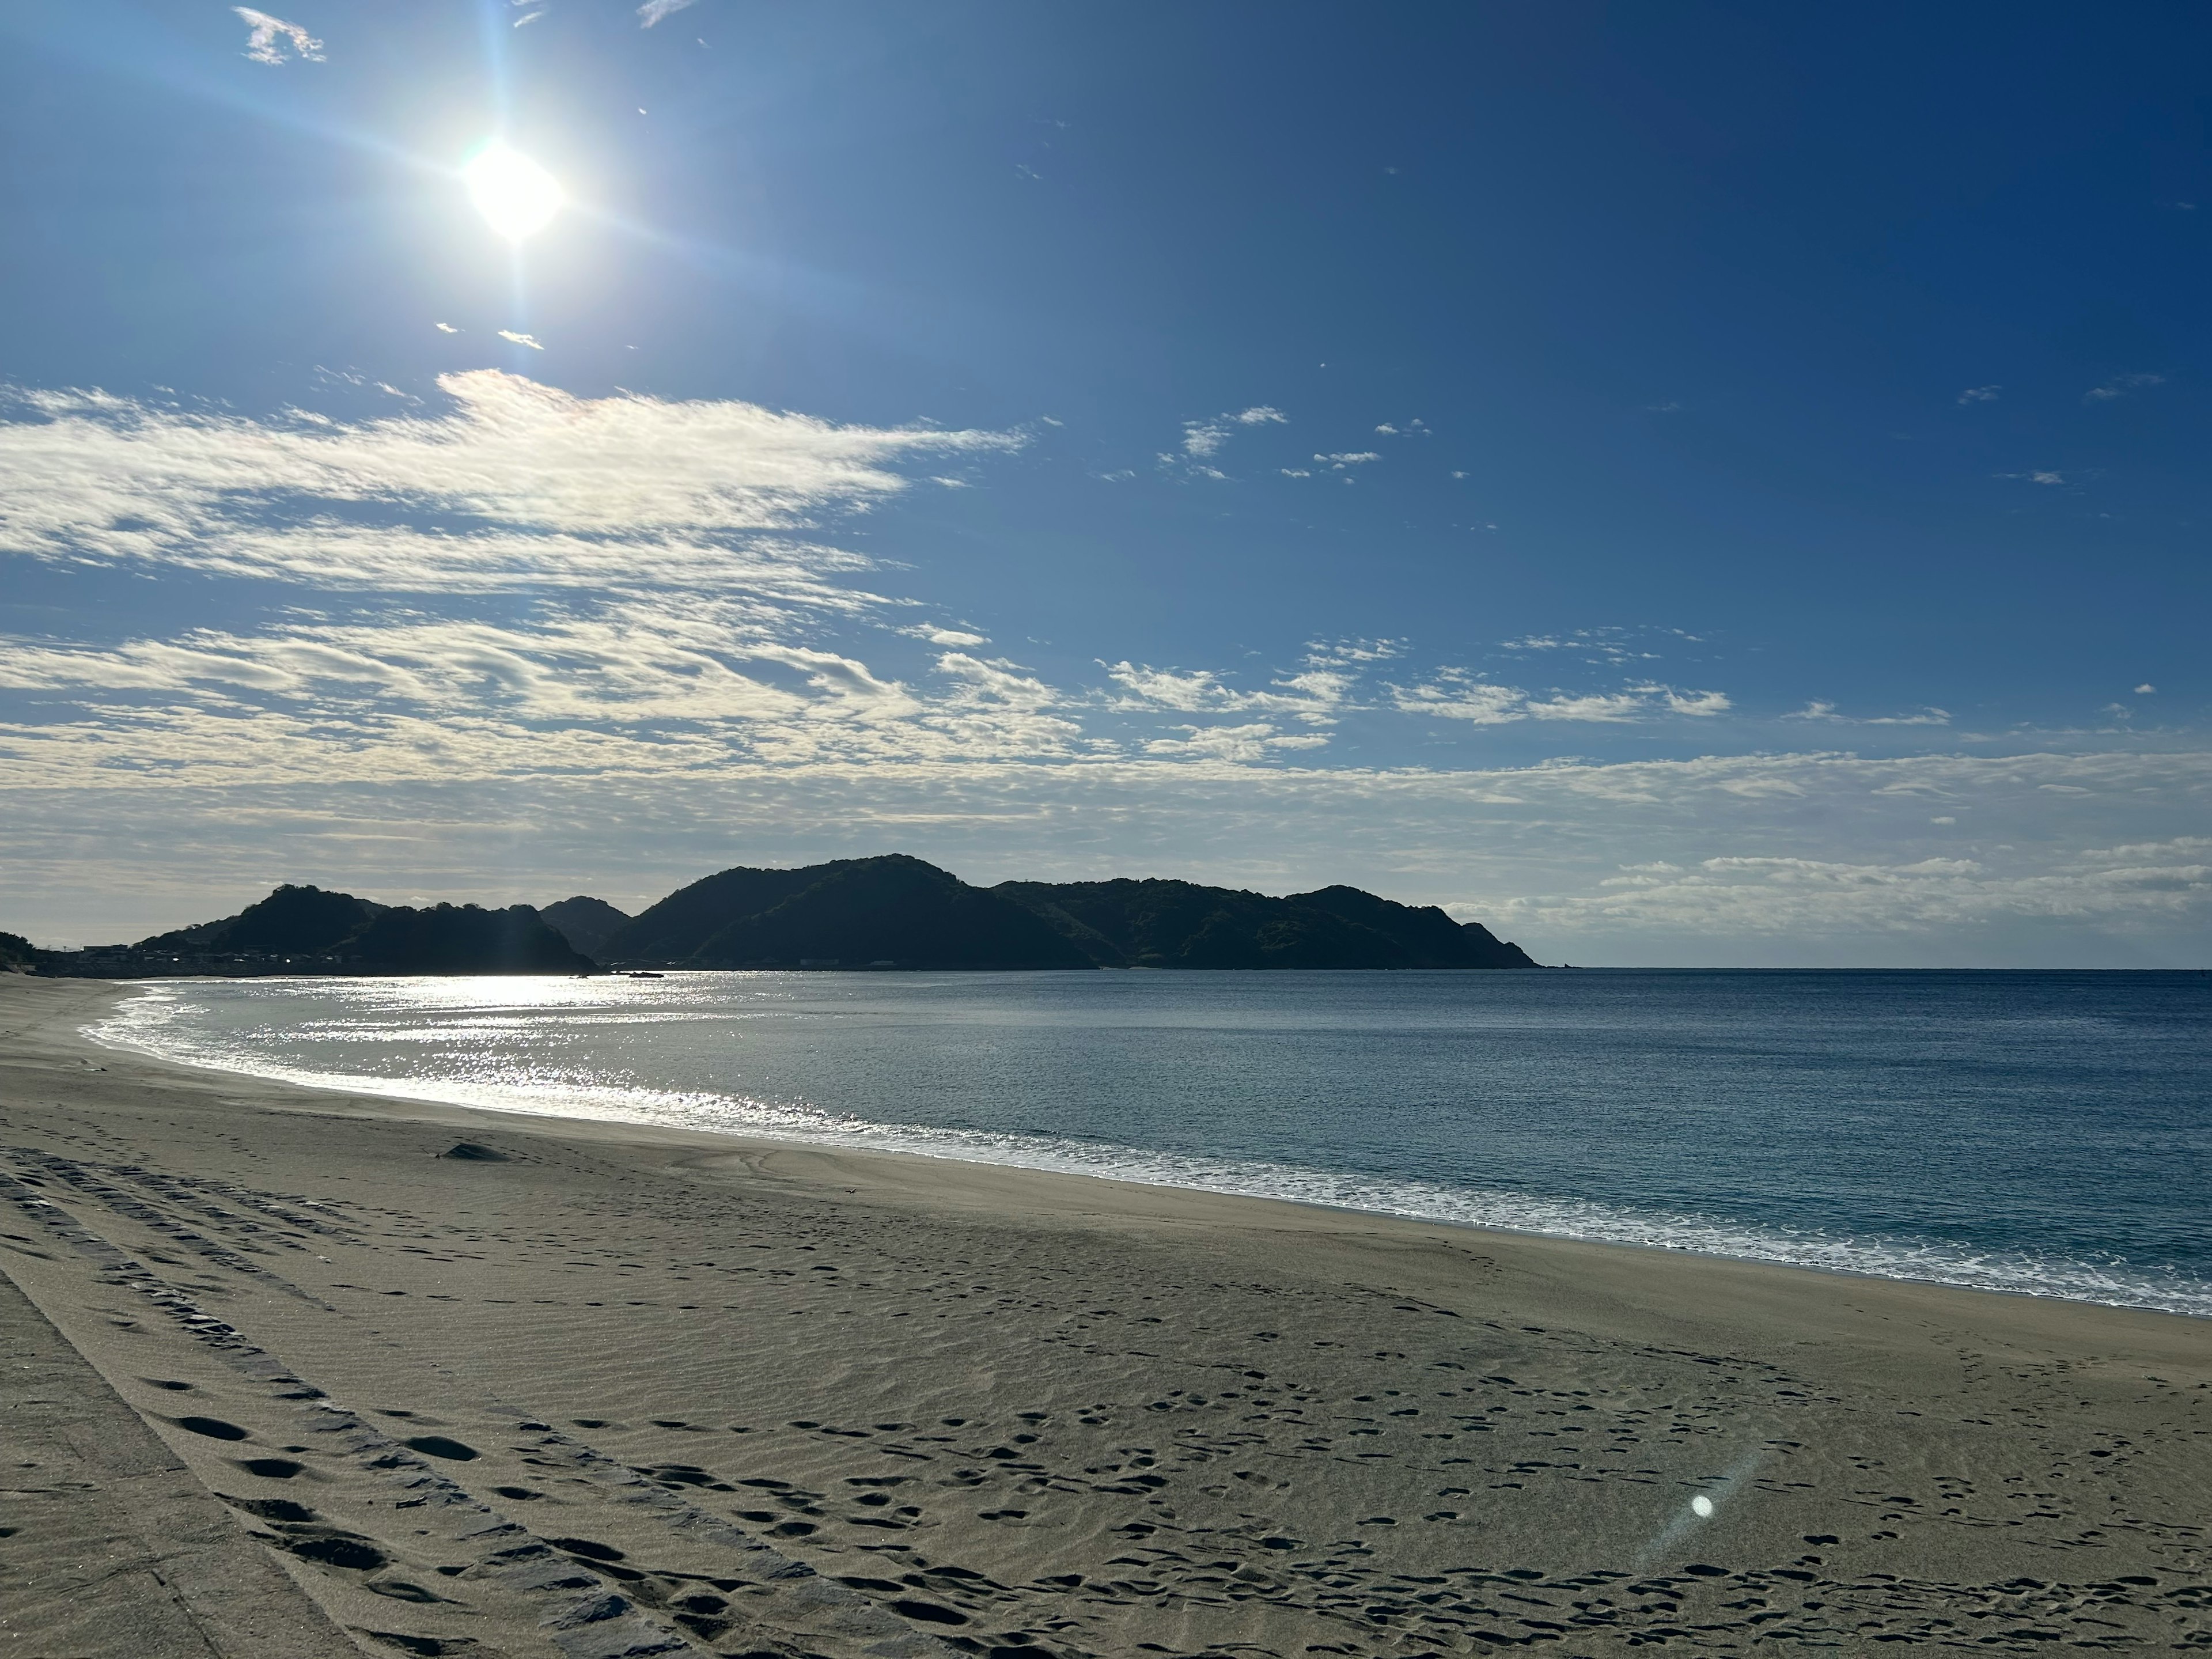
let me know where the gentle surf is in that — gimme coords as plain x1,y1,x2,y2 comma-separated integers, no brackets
95,968,2211,1317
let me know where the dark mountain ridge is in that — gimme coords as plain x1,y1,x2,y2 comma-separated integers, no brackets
13,861,1543,976
538,896,632,960
992,876,1538,969
48,884,593,976
601,855,1094,971
602,856,1540,970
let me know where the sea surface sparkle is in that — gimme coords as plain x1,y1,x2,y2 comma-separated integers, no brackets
95,968,2211,1317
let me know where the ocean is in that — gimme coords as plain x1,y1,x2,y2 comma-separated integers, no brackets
92,968,2211,1318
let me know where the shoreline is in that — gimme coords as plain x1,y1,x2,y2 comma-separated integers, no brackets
84,974,2212,1324
3,971,2207,1656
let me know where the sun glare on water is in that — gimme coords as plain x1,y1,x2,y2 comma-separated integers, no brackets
464,144,565,240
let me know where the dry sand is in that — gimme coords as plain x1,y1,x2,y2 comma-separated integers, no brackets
1,973,2206,1658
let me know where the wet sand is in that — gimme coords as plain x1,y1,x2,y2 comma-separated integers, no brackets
1,973,2206,1657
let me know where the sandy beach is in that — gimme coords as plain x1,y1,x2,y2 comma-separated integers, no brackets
1,974,2206,1658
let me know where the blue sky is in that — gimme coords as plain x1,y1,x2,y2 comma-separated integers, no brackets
2,1,2207,964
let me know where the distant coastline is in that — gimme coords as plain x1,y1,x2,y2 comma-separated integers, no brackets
6,853,1546,978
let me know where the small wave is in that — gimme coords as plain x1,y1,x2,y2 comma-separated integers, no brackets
88,984,2212,1321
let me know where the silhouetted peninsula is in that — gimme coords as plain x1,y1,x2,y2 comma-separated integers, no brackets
600,855,1093,971
994,876,1539,969
51,885,593,977
600,855,1541,970
13,861,1544,976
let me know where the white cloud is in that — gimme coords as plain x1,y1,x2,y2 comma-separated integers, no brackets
638,0,700,24
2136,684,2156,695
233,7,324,65
2085,372,2164,402
1998,470,2066,486
435,323,459,334
1163,407,1289,474
1179,419,1229,459
1107,662,1340,725
513,8,546,24
1499,627,1669,666
1107,641,1393,728
1787,701,1950,726
900,625,990,648
0,372,1015,581
1393,676,1524,724
1315,451,1380,467
1956,385,2000,404
1392,671,1729,725
498,330,544,350
1143,724,1333,763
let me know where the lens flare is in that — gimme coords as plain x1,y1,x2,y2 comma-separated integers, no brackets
464,144,564,240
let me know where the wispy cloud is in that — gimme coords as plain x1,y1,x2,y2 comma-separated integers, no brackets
497,329,544,350
2085,372,2164,403
1180,419,1229,459
1997,469,2067,486
1161,407,1288,474
1499,626,1688,666
1392,669,1730,725
637,0,700,25
233,7,324,65
1956,385,2000,405
1787,701,1951,726
1143,724,1332,762
0,372,1017,584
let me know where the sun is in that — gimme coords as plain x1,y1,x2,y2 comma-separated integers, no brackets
463,144,565,241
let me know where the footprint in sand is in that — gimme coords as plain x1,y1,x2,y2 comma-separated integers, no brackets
404,1435,478,1461
175,1415,250,1441
547,1536,624,1561
288,1535,387,1570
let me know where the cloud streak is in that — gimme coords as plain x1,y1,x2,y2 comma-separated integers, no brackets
1391,669,1731,725
0,372,1015,585
2085,372,2164,403
233,7,324,65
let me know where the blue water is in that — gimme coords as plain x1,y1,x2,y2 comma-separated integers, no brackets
94,969,2212,1317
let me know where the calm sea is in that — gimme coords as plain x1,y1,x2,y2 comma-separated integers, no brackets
93,969,2211,1318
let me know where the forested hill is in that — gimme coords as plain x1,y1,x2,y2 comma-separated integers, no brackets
592,857,1541,970
991,877,1539,969
14,862,1545,976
